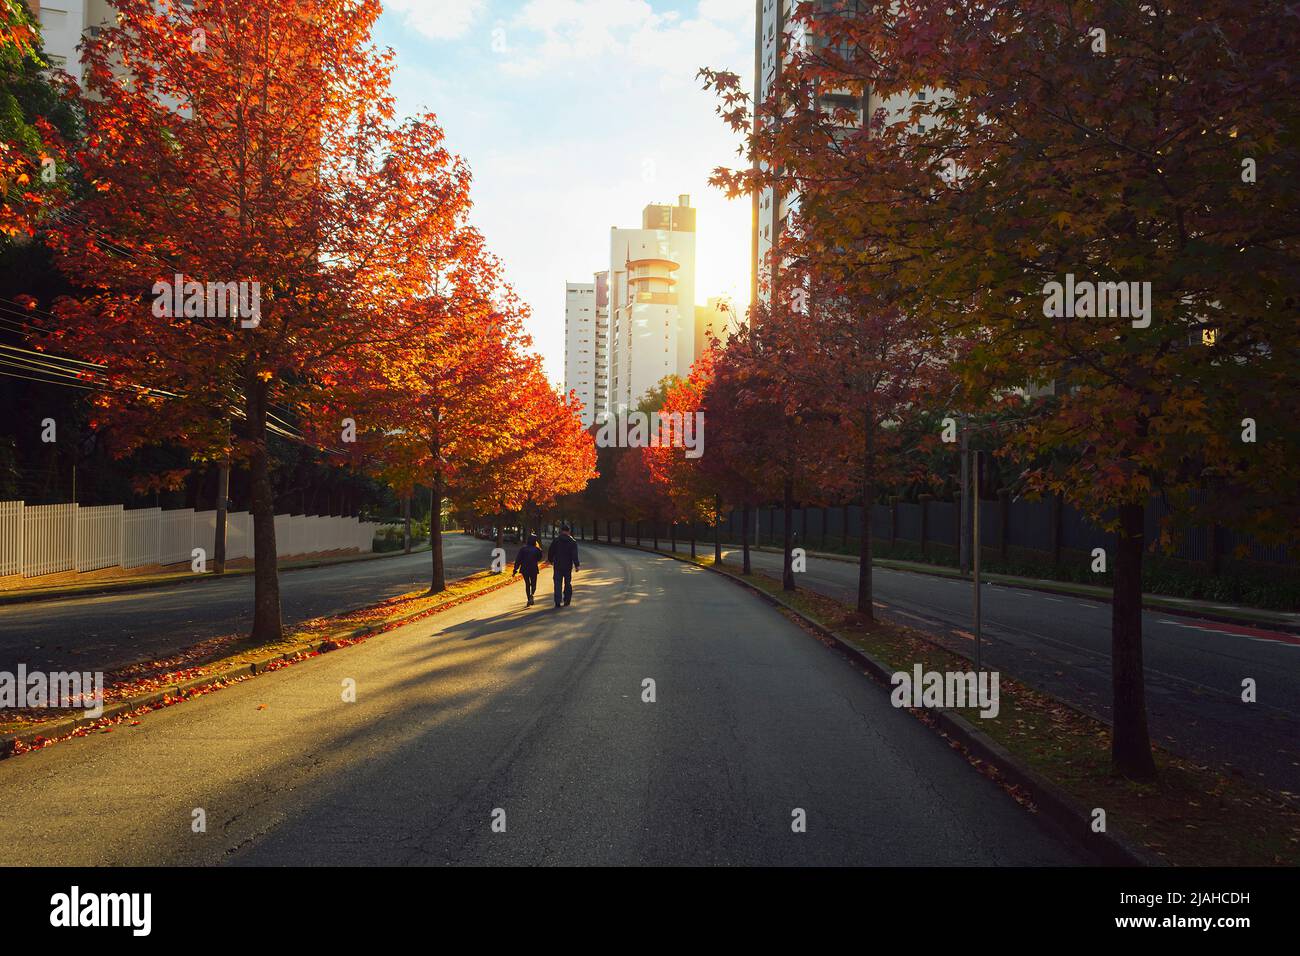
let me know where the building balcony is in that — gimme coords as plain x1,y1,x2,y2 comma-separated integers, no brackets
627,256,679,274
635,292,678,305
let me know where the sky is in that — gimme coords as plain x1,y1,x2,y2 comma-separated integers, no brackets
373,0,756,385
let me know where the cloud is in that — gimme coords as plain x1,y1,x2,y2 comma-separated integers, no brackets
377,1,756,384
697,0,753,22
493,0,750,81
384,0,488,41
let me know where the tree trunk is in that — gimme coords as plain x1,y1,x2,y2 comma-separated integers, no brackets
741,503,752,574
620,517,626,544
1112,501,1156,779
690,520,696,559
428,442,446,594
213,458,230,575
782,476,795,591
245,376,282,643
636,519,642,546
857,420,874,617
671,522,677,553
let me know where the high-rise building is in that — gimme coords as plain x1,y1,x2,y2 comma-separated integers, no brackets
606,194,696,417
566,195,699,423
592,270,610,416
563,281,597,426
694,297,734,363
23,0,136,82
756,0,911,305
754,0,790,306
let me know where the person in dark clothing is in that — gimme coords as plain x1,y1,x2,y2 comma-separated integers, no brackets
512,534,544,606
546,525,580,607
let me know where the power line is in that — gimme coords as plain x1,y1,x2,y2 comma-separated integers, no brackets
0,362,351,457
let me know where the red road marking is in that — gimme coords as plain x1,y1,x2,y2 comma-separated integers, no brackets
1159,618,1300,647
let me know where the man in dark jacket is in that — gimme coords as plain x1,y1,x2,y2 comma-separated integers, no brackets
512,534,544,606
546,525,580,607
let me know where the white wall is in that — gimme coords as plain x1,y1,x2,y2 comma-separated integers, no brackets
0,500,378,580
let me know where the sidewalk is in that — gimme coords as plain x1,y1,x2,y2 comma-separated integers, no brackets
714,541,1300,632
0,542,433,607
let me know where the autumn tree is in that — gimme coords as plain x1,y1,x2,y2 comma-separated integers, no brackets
450,351,596,559
503,376,597,538
308,226,545,592
731,0,1300,777
703,4,959,614
697,343,780,574
40,0,480,641
613,444,668,550
709,288,850,590
1,0,72,241
643,353,708,558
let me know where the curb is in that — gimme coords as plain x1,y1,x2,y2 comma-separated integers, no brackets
727,543,1300,634
590,539,1164,867
0,570,519,759
0,544,434,607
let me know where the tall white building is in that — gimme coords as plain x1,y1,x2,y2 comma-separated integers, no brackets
563,282,597,426
755,0,898,304
607,195,696,417
566,195,698,425
592,270,609,416
24,0,127,82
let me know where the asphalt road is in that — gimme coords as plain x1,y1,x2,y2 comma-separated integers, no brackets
0,534,501,674
712,545,1300,795
0,545,1083,866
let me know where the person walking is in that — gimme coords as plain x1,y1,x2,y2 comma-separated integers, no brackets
547,524,580,607
512,534,544,606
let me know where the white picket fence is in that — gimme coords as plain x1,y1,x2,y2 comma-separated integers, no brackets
0,500,380,580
